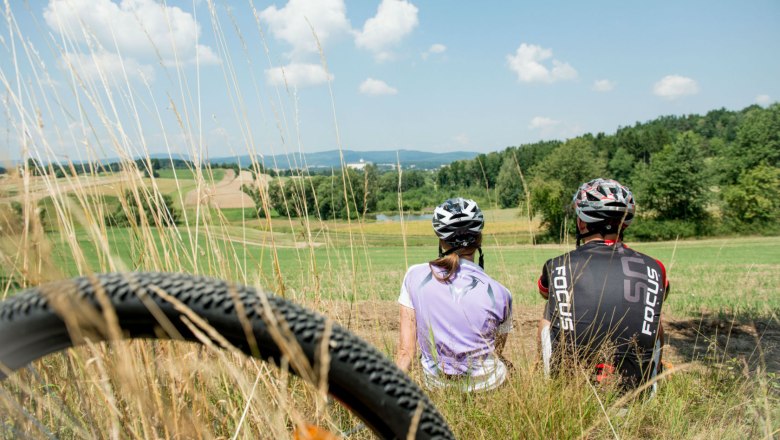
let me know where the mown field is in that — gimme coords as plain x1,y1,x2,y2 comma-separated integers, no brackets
23,226,780,317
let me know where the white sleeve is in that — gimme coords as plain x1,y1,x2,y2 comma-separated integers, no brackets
397,269,414,309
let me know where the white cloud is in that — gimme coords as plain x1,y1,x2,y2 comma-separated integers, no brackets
43,0,219,67
429,43,446,54
60,51,155,82
260,0,351,57
355,0,419,61
507,43,577,83
755,94,772,106
452,133,469,146
529,117,584,140
265,63,333,87
593,79,615,92
653,75,699,99
529,116,560,130
359,78,398,95
422,43,446,60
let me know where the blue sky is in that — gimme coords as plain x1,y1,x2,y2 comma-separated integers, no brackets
2,0,779,162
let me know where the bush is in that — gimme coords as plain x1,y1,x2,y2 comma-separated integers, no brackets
625,218,708,241
106,190,179,227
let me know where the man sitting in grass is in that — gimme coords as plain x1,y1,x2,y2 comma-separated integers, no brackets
537,178,670,392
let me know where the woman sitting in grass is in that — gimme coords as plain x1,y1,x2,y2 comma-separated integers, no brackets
395,198,513,392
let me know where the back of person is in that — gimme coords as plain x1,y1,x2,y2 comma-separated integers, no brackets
537,178,670,392
540,240,668,388
395,197,513,392
401,259,512,389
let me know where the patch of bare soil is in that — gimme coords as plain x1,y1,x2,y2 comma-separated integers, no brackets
185,169,267,209
313,301,780,373
665,315,780,372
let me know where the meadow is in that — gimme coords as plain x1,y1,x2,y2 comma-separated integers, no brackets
1,167,778,438
0,1,777,436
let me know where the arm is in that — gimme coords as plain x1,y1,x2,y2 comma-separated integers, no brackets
395,305,417,372
495,291,514,369
538,318,552,374
538,263,550,300
495,333,508,357
537,318,552,344
656,259,671,300
495,333,514,371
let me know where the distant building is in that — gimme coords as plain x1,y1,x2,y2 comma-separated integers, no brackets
346,158,371,170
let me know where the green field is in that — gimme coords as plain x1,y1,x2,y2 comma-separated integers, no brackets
156,168,225,181
1,174,779,439
21,223,780,320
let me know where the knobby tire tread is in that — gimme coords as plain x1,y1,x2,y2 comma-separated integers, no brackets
0,272,454,440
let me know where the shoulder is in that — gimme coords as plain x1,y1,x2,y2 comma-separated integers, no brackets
405,262,430,274
545,251,574,267
403,263,431,281
625,247,664,266
482,273,512,299
490,277,511,292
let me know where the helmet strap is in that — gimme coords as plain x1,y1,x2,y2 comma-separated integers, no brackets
576,222,621,247
576,227,603,248
439,245,459,258
439,243,482,268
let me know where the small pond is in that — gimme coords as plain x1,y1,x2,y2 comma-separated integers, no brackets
374,213,432,222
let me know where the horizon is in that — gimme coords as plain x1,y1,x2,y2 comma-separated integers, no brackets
2,1,778,163
2,101,766,166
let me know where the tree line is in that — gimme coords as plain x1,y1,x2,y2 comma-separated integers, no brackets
253,103,779,240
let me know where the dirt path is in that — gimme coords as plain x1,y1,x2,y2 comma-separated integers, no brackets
315,301,780,373
184,169,262,209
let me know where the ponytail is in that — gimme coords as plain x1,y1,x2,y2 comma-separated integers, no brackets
429,235,482,283
429,252,461,283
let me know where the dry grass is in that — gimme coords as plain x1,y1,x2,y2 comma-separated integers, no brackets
0,2,778,439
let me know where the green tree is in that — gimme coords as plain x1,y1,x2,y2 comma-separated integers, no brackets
529,138,607,238
240,184,266,218
722,164,780,224
529,177,568,239
632,132,708,220
496,157,525,209
108,190,179,227
26,158,45,176
607,147,635,183
722,103,780,183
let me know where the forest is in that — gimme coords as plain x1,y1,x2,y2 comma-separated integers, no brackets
257,103,780,241
17,103,779,242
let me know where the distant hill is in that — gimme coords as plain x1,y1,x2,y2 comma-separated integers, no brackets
203,149,479,170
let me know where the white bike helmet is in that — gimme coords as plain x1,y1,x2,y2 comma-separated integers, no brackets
432,198,484,249
572,178,636,226
572,178,636,246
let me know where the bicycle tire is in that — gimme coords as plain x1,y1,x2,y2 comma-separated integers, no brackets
0,272,454,440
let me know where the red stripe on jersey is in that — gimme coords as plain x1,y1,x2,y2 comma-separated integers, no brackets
538,277,549,294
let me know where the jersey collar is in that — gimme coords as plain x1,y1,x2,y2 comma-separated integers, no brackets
460,258,485,273
584,239,624,248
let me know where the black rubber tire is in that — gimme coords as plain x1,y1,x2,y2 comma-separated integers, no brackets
0,272,454,440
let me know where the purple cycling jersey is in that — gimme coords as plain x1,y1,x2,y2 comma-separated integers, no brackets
399,259,513,377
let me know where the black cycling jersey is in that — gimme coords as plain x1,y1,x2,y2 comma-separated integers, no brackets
538,239,669,389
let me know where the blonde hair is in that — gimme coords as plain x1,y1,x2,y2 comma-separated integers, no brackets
429,235,482,283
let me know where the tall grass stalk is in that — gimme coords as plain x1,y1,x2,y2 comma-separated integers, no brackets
0,2,777,439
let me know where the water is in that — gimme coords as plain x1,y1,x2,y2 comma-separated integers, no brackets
374,213,432,222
